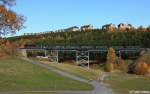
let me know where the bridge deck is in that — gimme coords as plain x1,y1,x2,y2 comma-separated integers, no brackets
20,46,143,52
19,46,146,68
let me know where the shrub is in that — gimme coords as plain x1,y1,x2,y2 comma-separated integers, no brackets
147,67,150,75
0,40,19,58
129,55,150,75
105,62,114,72
0,46,8,57
117,58,128,72
133,61,148,75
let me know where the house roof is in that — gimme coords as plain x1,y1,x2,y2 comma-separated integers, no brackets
81,24,93,28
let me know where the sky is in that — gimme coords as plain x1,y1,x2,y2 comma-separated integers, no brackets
12,0,150,36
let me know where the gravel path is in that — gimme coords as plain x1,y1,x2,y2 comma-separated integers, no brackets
0,57,113,94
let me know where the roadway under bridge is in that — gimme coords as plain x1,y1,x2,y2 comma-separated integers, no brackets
20,46,146,69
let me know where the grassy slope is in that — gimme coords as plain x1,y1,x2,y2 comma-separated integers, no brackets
39,60,102,80
37,52,150,94
105,72,150,94
0,58,93,92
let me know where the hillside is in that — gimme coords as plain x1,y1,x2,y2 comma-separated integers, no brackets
7,29,150,48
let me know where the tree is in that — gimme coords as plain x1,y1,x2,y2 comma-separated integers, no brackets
105,47,117,72
117,58,128,72
107,48,116,64
147,25,150,32
0,0,25,37
0,0,16,6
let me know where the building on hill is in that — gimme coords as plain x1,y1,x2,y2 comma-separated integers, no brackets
81,24,93,31
146,26,150,32
65,26,80,32
137,26,147,32
118,23,134,32
102,23,117,32
24,33,37,36
55,29,65,32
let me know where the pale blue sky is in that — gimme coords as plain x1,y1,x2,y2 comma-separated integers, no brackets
12,0,150,36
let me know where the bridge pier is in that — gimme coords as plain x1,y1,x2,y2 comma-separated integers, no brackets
48,50,59,63
76,50,90,69
21,49,27,57
118,50,121,58
44,50,47,57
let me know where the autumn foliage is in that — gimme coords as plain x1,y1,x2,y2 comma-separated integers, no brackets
105,62,114,72
133,62,148,75
105,47,128,72
129,55,150,75
117,58,128,72
105,47,117,72
0,0,25,36
0,39,21,58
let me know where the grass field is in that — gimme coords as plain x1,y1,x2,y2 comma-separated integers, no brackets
21,92,57,94
105,72,150,94
0,57,93,92
4,92,56,94
39,60,102,80
36,53,150,94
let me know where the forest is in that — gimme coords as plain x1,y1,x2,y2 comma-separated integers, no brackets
8,29,150,48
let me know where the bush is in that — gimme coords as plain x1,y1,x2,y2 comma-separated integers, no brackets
105,48,128,72
0,40,19,58
117,58,128,72
0,46,8,57
133,61,148,75
129,55,150,75
105,62,114,72
147,67,150,75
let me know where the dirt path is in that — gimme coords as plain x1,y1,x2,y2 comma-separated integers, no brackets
2,57,113,94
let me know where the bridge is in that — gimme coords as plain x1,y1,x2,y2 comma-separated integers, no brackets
19,46,145,69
